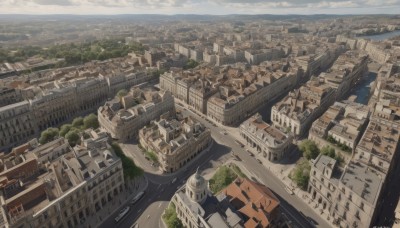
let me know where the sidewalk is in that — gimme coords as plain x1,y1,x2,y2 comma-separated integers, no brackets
88,175,148,228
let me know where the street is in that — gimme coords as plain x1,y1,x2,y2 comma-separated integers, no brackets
99,104,332,228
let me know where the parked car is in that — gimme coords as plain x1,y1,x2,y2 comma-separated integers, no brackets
285,186,294,195
246,149,254,156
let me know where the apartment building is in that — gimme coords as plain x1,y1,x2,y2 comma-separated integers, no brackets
240,113,293,162
309,100,370,152
271,77,336,137
320,51,368,100
0,101,38,152
0,129,124,228
308,153,384,228
207,64,299,126
98,87,175,142
139,115,211,173
0,69,156,152
0,87,23,108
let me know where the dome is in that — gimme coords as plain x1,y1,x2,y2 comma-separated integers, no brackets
188,170,206,189
186,168,208,204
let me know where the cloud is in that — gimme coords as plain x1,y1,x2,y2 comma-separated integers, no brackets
32,0,73,5
1,0,400,14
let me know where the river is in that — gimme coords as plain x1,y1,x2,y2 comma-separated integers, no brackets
358,30,400,41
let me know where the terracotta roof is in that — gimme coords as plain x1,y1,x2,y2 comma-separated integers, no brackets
222,178,280,228
244,217,259,228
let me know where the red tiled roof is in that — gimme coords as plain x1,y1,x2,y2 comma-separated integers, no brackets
222,178,280,228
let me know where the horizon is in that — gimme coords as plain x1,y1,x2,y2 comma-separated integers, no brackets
1,0,400,15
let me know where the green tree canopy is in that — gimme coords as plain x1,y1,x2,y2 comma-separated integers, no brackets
299,139,320,160
166,214,183,228
209,166,237,193
117,89,128,98
39,128,59,144
321,145,336,158
65,130,80,147
72,117,84,128
291,158,311,190
163,203,183,228
83,114,99,129
59,124,72,137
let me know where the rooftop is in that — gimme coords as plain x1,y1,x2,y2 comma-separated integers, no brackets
241,113,290,147
340,161,383,205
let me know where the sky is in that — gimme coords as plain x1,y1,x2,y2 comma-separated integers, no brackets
0,0,399,15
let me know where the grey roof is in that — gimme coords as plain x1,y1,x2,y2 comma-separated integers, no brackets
314,155,336,172
340,161,383,205
207,213,229,228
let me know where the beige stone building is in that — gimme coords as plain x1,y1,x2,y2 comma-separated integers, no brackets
0,101,38,152
139,114,211,173
0,87,22,108
371,63,400,108
160,68,220,113
98,87,175,141
309,100,370,152
271,77,336,137
0,129,125,228
0,65,156,152
239,113,293,162
320,51,368,100
207,64,299,126
309,105,400,228
308,153,384,228
308,155,342,221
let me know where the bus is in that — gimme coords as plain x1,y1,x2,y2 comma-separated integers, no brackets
114,206,130,223
131,191,145,205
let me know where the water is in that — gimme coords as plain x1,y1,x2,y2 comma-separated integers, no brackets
350,72,377,105
359,30,400,41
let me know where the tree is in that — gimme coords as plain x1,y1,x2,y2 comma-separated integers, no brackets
65,130,80,147
166,214,183,228
117,89,128,98
163,203,183,228
72,117,84,128
209,166,237,193
291,158,311,190
83,114,99,129
321,145,336,158
39,128,59,144
184,59,199,69
59,124,72,137
299,139,320,160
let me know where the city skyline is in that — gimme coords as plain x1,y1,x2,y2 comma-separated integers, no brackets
1,0,400,15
